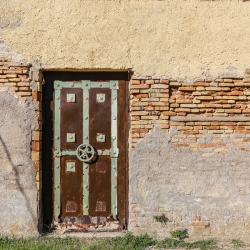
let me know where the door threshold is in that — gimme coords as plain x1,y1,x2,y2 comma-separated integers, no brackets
49,229,125,238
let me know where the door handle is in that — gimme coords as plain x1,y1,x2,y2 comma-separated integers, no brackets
76,143,95,162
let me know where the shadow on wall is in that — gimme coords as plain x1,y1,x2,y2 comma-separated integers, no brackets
0,135,36,223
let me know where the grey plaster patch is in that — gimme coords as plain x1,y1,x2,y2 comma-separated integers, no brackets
129,127,250,240
0,16,21,30
0,43,28,64
0,92,38,236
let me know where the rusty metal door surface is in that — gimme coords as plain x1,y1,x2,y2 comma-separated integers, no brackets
53,80,127,230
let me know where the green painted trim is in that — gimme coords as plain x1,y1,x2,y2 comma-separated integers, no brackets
53,85,61,218
97,149,111,156
111,85,118,217
82,80,90,215
54,81,119,89
61,150,77,156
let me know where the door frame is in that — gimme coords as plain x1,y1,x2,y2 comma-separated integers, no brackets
42,72,129,231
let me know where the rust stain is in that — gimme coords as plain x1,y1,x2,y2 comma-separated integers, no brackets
96,201,106,212
96,161,106,173
66,201,77,213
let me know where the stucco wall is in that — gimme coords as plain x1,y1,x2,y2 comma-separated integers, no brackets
129,127,250,241
0,92,38,236
1,0,250,79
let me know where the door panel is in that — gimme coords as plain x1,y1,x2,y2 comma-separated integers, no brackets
89,88,111,150
61,155,83,218
60,88,83,150
89,155,111,216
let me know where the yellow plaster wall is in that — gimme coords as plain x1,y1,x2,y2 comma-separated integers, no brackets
1,0,250,79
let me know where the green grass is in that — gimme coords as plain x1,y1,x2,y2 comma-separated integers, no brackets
0,232,219,250
0,236,85,250
231,239,246,249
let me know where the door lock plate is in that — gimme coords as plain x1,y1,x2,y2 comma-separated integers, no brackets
96,93,105,102
97,133,106,142
67,94,76,103
67,133,76,142
66,162,76,172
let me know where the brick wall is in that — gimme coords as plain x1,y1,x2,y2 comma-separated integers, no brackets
130,78,169,148
130,71,250,149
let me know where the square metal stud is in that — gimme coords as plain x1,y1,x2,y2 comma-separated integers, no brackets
96,93,105,103
96,133,105,142
67,133,75,142
67,94,76,103
66,162,76,172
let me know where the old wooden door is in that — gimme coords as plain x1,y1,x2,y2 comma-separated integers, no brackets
53,80,127,230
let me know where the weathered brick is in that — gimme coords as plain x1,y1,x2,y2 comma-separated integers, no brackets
162,111,176,116
5,82,16,86
176,99,193,104
218,83,234,87
142,98,159,102
175,108,191,112
212,113,229,117
0,79,8,83
131,116,140,121
6,74,17,78
17,82,30,87
239,96,247,100
150,93,168,97
134,94,148,99
179,87,195,91
141,116,159,120
170,122,185,126
34,161,42,171
193,82,209,87
151,84,168,89
16,91,32,96
159,98,169,101
180,104,197,108
32,141,42,151
32,131,42,141
132,129,149,133
206,87,221,91
160,89,169,93
131,111,149,115
131,101,148,106
223,96,239,100
196,87,205,91
169,82,181,87
151,102,168,106
131,84,149,89
222,104,232,108
225,109,241,113
132,80,140,85
160,79,169,84
8,78,21,82
196,96,213,100
32,151,41,161
242,109,250,113
19,87,30,91
145,80,154,85
223,79,233,83
200,144,216,148
183,130,199,134
192,91,201,96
